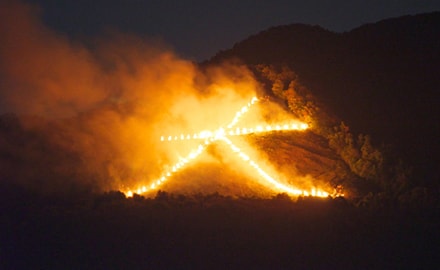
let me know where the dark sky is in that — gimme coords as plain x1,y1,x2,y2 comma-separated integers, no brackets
27,0,440,61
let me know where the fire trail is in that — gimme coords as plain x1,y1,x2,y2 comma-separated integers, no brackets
124,97,329,198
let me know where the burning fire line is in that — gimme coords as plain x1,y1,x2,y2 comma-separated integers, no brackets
124,96,330,198
160,122,309,142
219,136,328,197
227,96,258,128
126,141,211,198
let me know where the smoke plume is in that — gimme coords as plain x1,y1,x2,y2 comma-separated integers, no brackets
0,1,273,195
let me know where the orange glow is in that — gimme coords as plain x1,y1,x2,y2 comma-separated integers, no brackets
159,122,308,142
125,142,210,196
123,97,331,198
220,136,328,197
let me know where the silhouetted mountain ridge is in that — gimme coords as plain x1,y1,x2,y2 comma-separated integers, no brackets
207,12,440,185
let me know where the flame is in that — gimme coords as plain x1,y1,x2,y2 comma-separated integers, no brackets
126,142,210,196
123,96,330,198
159,122,308,141
219,136,328,197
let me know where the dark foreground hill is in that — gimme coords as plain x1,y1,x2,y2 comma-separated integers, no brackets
207,12,440,186
1,187,439,269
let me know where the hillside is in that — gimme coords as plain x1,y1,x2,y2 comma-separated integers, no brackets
1,13,439,201
1,11,440,269
207,12,440,187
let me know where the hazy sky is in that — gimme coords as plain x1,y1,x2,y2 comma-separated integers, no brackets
22,0,440,61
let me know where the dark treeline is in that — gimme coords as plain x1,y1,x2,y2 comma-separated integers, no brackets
2,187,439,269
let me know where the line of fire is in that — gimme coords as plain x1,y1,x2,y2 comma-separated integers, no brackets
123,96,343,198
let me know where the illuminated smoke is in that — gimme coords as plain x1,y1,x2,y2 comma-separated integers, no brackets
0,1,262,194
0,1,334,197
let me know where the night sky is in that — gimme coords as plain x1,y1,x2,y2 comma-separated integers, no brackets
27,0,440,61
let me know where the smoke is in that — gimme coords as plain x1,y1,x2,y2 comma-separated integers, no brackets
0,1,274,195
0,1,108,117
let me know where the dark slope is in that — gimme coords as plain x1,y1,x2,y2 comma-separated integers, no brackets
207,12,440,184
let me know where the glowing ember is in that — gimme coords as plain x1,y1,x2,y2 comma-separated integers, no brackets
124,96,330,198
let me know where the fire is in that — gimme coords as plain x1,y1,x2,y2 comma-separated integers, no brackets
124,96,331,198
219,136,328,197
160,122,308,141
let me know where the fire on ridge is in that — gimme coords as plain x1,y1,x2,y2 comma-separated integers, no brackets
123,96,332,198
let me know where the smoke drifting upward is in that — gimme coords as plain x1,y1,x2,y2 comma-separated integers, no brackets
0,1,107,117
0,1,277,194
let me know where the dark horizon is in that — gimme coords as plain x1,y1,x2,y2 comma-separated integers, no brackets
26,0,440,61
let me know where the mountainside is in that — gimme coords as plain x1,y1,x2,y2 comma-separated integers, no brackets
1,13,439,200
206,12,440,186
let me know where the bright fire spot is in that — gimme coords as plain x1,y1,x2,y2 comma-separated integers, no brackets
123,96,332,198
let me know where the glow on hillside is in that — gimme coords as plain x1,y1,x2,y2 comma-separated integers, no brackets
124,96,331,198
220,136,328,197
